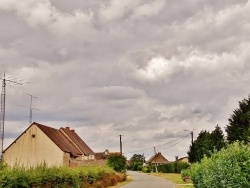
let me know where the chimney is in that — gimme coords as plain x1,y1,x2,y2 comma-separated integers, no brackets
66,127,70,130
175,156,179,161
71,129,75,133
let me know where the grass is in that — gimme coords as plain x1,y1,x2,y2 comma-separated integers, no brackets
149,173,194,188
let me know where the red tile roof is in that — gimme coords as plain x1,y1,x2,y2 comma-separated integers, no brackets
60,127,94,155
35,123,82,157
147,152,169,163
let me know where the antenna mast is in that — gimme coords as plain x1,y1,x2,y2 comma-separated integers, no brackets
24,93,38,124
0,74,6,160
0,73,22,159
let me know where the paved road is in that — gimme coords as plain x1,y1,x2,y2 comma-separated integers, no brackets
121,171,175,188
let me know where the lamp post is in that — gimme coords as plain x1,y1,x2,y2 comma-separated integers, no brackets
184,129,193,144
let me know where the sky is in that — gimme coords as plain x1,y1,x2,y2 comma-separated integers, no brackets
0,0,250,161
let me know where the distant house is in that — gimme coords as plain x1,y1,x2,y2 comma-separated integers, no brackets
3,122,95,167
147,152,169,165
178,156,189,163
95,149,121,160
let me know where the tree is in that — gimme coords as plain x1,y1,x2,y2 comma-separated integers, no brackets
129,154,145,171
188,125,225,163
210,125,226,150
188,130,211,163
226,96,250,143
107,154,127,172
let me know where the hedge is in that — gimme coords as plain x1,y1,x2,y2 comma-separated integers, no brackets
157,162,190,173
188,142,250,188
0,164,125,188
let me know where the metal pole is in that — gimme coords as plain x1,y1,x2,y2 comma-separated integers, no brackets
0,75,6,159
0,73,22,159
154,147,158,173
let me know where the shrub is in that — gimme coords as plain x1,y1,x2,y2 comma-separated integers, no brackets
107,154,127,172
142,166,152,173
190,142,250,187
0,165,122,188
158,162,190,173
181,168,191,181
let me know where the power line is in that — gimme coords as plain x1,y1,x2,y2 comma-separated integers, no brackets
159,134,190,150
123,133,190,155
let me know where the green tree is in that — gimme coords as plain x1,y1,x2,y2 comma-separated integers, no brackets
188,125,225,163
129,154,145,171
226,96,250,143
210,125,226,150
188,130,211,163
107,154,127,172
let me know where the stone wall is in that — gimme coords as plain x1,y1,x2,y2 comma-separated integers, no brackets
63,152,107,167
69,159,107,167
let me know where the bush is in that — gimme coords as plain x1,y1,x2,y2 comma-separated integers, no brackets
181,168,191,181
107,154,127,172
0,164,123,188
142,166,152,173
158,162,190,173
190,142,250,187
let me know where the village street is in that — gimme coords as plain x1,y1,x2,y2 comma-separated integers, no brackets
121,171,175,188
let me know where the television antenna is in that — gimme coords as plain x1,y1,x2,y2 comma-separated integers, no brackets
0,73,23,159
24,93,38,124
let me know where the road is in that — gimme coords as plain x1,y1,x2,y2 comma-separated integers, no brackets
120,171,176,188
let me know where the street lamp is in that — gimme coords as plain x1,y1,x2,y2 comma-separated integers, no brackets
184,129,194,144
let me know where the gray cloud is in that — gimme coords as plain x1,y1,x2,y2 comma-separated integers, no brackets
1,0,250,160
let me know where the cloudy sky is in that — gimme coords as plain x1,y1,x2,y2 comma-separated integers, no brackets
1,0,250,160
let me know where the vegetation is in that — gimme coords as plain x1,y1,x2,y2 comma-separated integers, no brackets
106,154,127,172
0,163,126,188
157,162,190,173
128,154,145,171
142,166,152,173
185,142,250,188
188,125,225,163
226,96,250,143
150,173,193,188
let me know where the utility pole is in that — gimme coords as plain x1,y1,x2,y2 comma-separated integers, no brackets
184,129,194,144
154,147,158,173
0,73,22,159
119,135,123,155
191,131,193,144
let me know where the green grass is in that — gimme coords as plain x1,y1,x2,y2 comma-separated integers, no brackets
149,173,194,188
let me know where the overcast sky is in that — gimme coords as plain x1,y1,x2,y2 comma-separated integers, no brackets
1,0,250,161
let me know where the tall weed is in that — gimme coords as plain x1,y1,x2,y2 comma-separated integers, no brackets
0,164,121,188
